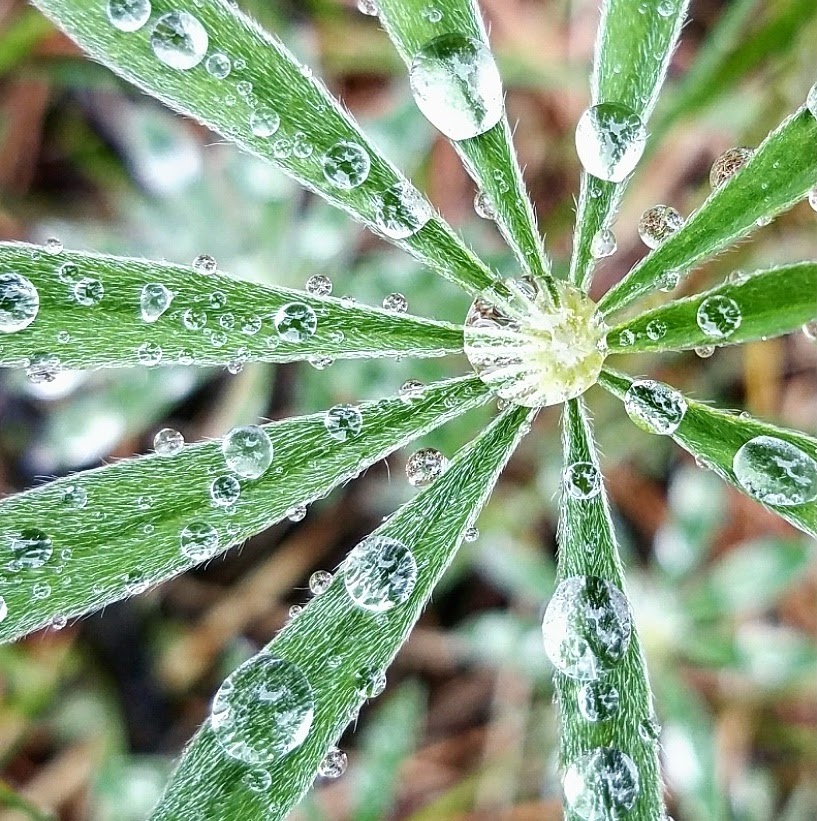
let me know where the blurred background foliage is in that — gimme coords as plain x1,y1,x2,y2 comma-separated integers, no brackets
0,0,815,818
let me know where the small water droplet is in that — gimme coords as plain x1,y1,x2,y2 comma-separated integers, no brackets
695,345,715,358
399,379,425,402
409,34,503,141
624,379,687,435
321,141,371,189
61,484,88,509
575,103,647,182
645,318,667,341
638,716,662,743
250,107,281,138
274,302,317,342
0,273,39,332
241,315,262,336
802,319,817,342
578,681,620,722
563,747,640,820
696,295,741,338
150,11,209,71
50,614,68,631
405,448,447,487
288,603,304,619
309,570,332,595
140,283,174,322
657,270,679,292
374,182,433,239
464,526,479,542
564,462,601,500
344,534,418,612
209,290,227,310
382,292,408,313
357,0,378,15
154,427,184,456
180,522,219,561
137,341,162,365
733,435,817,506
318,747,347,779
32,582,51,600
355,666,387,699
205,52,231,79
474,190,496,219
590,229,617,259
73,277,104,306
710,146,753,189
287,504,307,522
5,529,53,572
222,425,274,479
305,275,332,296
44,237,63,254
243,768,271,793
323,404,363,441
192,254,218,274
637,204,683,249
107,0,151,32
211,475,241,507
182,307,208,330
26,352,61,384
617,329,635,348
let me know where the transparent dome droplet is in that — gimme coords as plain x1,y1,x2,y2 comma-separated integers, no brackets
140,282,174,323
211,654,314,765
645,318,667,341
541,575,632,680
73,277,104,306
26,352,61,384
136,341,162,365
305,274,332,297
32,582,51,600
357,0,379,14
696,295,741,339
222,425,274,479
624,379,687,435
405,448,447,487
50,614,68,630
0,273,39,333
399,380,425,402
182,307,207,330
192,254,218,274
710,146,753,190
309,570,332,595
150,11,209,71
318,747,347,778
577,681,620,722
575,103,647,182
374,182,433,239
243,768,271,793
323,404,363,441
61,484,88,509
474,190,496,219
355,666,387,699
382,292,408,313
250,107,281,138
564,461,601,500
657,270,679,292
5,529,53,572
321,141,371,189
637,204,683,249
802,319,817,342
409,34,503,141
590,229,617,259
44,237,63,254
464,526,480,542
274,302,317,342
210,475,241,508
286,504,307,522
733,435,817,506
695,345,715,359
107,0,151,32
180,522,219,561
205,52,231,79
154,427,184,456
344,534,418,612
563,747,640,820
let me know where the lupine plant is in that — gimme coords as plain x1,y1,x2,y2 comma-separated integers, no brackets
0,0,816,818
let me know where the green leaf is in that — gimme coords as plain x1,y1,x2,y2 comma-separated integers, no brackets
150,404,534,821
0,375,490,644
30,0,497,294
606,262,817,354
0,242,464,370
599,107,817,315
556,399,663,821
599,369,817,538
375,0,553,292
569,0,690,290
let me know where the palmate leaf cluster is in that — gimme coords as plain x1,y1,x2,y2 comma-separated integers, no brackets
0,0,815,819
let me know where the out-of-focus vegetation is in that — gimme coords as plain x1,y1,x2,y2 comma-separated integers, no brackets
0,0,814,818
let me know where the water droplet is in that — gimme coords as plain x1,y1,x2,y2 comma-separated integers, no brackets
355,667,387,699
0,596,7,623
357,0,378,15
209,290,227,310
733,435,817,506
575,103,647,182
61,484,88,509
210,475,241,507
286,505,307,522
292,132,313,159
321,141,371,189
107,0,151,32
241,315,262,336
227,356,246,375
563,747,640,820
464,526,479,542
180,522,220,561
154,427,184,456
182,307,207,330
374,182,433,239
637,204,683,249
696,295,741,339
638,716,661,743
318,747,347,778
0,273,39,332
474,190,496,219
205,52,231,79
50,614,68,630
617,329,635,347
578,681,620,722
323,404,363,441
150,11,208,71
590,229,617,259
222,425,274,479
309,570,332,595
26,352,61,384
44,237,63,254
193,254,218,274
307,356,333,370
421,5,443,22
305,274,332,296
243,768,271,793
657,270,679,292
211,654,314,765
140,282,174,323
274,302,317,342
32,582,51,600
344,534,418,612
73,277,104,306
728,269,749,285
250,107,281,138
236,79,252,97
710,146,753,190
137,341,162,365
645,318,667,341
405,448,447,487
564,462,601,500
382,292,408,313
802,319,817,342
695,345,715,358
409,34,503,141
288,604,303,619
399,379,425,402
5,529,53,572
541,575,632,680
624,379,687,435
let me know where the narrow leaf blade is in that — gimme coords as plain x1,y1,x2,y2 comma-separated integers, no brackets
0,376,490,643
150,404,534,820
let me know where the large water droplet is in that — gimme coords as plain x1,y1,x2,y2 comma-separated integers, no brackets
323,404,363,441
624,379,687,435
274,302,317,342
180,522,219,561
0,273,39,333
150,11,209,71
409,34,503,141
541,575,632,680
211,654,314,764
344,534,418,612
5,529,54,572
563,747,640,820
575,103,647,182
637,204,683,249
696,295,742,339
107,0,151,32
577,680,620,722
405,448,447,487
210,475,241,507
321,141,371,189
374,182,433,239
222,425,274,479
140,282,174,323
733,435,817,507
709,146,753,190
154,427,184,456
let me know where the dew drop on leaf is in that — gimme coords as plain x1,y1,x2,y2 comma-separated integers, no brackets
695,345,715,358
344,534,418,612
575,103,647,182
210,654,314,765
44,237,63,254
288,604,303,619
154,427,184,456
382,292,408,313
32,582,51,600
274,302,317,342
733,435,817,506
374,182,433,239
136,341,163,365
210,475,241,508
250,107,281,138
399,379,425,402
709,146,753,190
182,307,207,330
802,320,817,342
0,273,39,333
474,190,496,219
58,262,78,284
286,504,307,522
405,448,447,487
180,522,219,561
192,253,218,274
637,204,683,249
309,570,332,595
464,526,479,542
564,462,601,500
541,575,632,680
26,353,61,384
140,282,174,323
0,596,7,624
409,34,503,141
577,681,620,722
305,274,332,296
243,769,271,793
150,11,208,71
590,229,616,259
357,0,378,14
321,141,371,190
73,277,104,306
222,425,274,479
61,484,88,509
50,614,68,631
563,747,640,820
696,295,742,339
645,319,667,341
624,379,687,435
5,529,54,573
205,52,231,79
323,404,363,441
107,0,151,32
355,667,387,699
617,329,634,347
318,747,347,779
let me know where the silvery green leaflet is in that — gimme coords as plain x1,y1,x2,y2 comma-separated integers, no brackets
0,0,815,819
